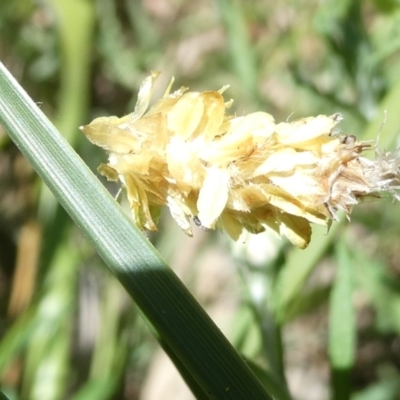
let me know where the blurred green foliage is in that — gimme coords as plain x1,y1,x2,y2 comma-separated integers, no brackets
1,0,400,399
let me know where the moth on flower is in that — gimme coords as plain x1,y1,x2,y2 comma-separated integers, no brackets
81,71,400,249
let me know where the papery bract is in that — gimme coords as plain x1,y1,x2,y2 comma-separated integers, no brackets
81,72,400,249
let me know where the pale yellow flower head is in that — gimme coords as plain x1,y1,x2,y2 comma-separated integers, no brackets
81,72,400,249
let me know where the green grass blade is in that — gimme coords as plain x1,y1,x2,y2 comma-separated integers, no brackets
156,338,214,400
274,223,341,322
351,378,400,400
329,241,356,400
362,75,400,146
46,0,95,140
0,63,272,399
0,391,10,400
72,378,120,400
0,308,37,373
21,244,78,399
352,249,400,335
38,0,95,225
213,0,261,104
245,359,293,400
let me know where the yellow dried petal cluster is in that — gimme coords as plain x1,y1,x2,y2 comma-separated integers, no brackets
81,72,400,249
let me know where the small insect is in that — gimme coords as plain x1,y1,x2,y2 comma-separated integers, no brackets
193,216,211,231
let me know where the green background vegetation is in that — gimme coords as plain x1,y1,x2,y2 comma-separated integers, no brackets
1,0,400,399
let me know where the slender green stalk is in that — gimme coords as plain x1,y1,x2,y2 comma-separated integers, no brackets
213,0,261,105
329,241,356,400
0,63,272,399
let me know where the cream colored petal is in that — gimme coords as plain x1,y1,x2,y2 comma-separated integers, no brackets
133,174,167,206
241,206,276,237
260,184,309,216
124,175,141,228
232,153,266,179
251,148,298,177
137,190,158,231
301,209,328,226
163,77,175,96
236,185,269,209
221,212,243,241
81,118,140,154
278,213,311,249
111,151,167,183
167,195,193,236
226,187,250,212
218,85,230,94
268,169,324,199
259,184,328,226
321,138,340,154
129,71,161,122
290,151,318,165
193,91,226,141
166,137,205,193
198,131,254,165
167,92,204,139
197,167,230,229
132,113,169,151
228,112,275,139
97,164,118,181
125,175,157,231
275,114,340,145
110,153,153,176
144,89,187,118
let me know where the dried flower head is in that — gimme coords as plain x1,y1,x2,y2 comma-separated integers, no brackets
81,72,400,249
